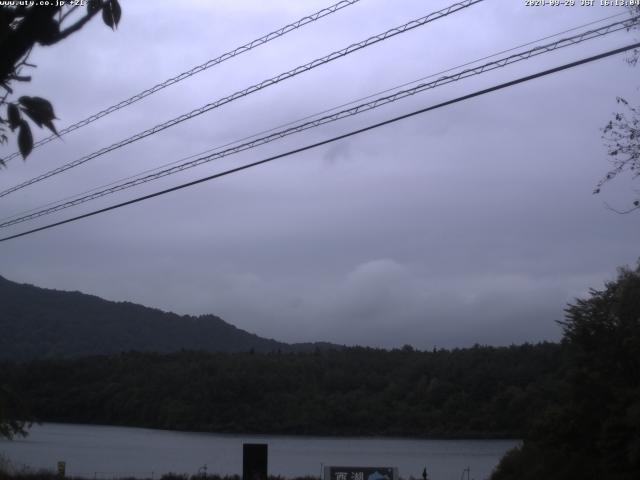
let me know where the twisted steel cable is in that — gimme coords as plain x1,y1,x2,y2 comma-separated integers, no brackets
0,0,484,198
2,41,639,243
0,0,363,164
2,15,636,229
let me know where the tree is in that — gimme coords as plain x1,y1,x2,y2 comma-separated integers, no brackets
0,385,31,440
491,262,640,480
594,6,640,213
0,0,122,440
0,0,122,164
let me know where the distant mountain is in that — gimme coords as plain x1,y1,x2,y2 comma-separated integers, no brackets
0,275,335,360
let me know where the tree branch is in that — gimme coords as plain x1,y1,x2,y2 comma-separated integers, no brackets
7,74,31,82
55,7,101,42
604,201,640,214
0,6,59,83
59,5,79,25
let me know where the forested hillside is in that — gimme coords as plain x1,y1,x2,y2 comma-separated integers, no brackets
1,343,564,438
491,264,640,480
0,276,333,359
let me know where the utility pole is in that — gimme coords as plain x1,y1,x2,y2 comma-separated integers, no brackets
460,466,470,480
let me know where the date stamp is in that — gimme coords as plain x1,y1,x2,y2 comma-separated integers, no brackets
525,0,640,5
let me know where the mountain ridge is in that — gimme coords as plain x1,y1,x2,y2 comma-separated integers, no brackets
0,275,339,360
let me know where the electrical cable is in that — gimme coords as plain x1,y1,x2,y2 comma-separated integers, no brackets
1,41,637,243
6,7,625,225
0,0,363,164
0,0,483,198
1,15,636,229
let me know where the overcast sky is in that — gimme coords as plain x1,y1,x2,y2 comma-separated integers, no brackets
1,0,639,349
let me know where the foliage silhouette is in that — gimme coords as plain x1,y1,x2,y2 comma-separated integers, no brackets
595,6,640,213
491,262,640,480
0,0,122,164
1,343,564,438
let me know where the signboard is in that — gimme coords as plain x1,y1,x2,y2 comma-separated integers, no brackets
324,466,398,480
243,443,268,480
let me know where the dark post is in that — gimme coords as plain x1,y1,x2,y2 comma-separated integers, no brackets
243,443,268,480
57,461,66,479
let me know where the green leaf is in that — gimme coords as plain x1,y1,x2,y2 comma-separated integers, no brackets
18,96,58,136
7,103,21,131
17,120,33,160
102,0,122,30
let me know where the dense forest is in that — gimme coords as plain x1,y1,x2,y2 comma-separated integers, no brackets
1,343,564,438
491,263,640,480
0,275,335,360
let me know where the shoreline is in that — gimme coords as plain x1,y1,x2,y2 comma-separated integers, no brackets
19,421,522,442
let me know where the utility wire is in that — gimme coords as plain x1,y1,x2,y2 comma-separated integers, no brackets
0,0,363,164
3,8,626,226
1,15,636,229
3,9,626,223
3,9,621,227
0,8,630,227
1,15,634,226
0,0,483,199
1,41,638,244
21,2,626,226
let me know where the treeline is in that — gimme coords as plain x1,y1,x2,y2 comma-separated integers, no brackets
0,471,314,480
491,263,640,480
1,343,565,438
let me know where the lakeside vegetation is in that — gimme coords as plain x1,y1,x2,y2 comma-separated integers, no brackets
491,263,640,480
0,467,317,480
1,342,562,439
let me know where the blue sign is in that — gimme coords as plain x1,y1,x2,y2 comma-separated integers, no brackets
325,466,397,480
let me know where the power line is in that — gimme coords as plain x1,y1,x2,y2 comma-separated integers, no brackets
1,15,636,229
1,41,637,244
0,0,483,199
27,3,623,228
0,0,363,164
5,12,628,223
1,10,627,224
5,8,626,226
3,11,623,227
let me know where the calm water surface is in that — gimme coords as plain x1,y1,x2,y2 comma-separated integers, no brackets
0,423,519,480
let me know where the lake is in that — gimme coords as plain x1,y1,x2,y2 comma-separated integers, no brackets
0,423,519,480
